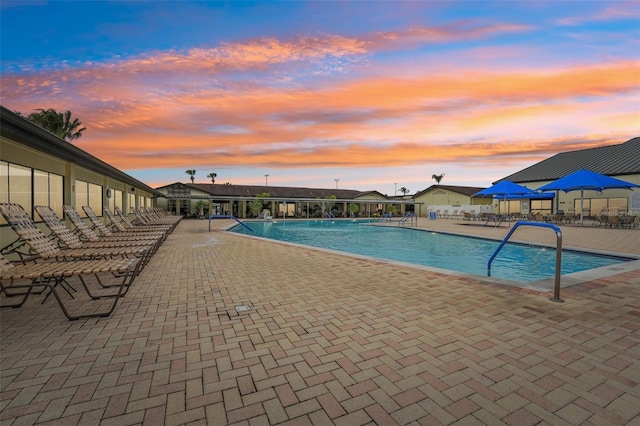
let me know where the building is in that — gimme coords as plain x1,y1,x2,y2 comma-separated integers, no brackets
1,106,160,248
155,182,415,218
501,137,640,216
412,185,492,217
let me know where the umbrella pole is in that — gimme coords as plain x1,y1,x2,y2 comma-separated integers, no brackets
580,189,584,227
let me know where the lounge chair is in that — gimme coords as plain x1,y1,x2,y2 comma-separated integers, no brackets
63,205,163,247
115,207,176,232
0,203,150,265
0,251,141,320
133,208,181,227
35,206,160,261
83,206,168,241
104,207,172,236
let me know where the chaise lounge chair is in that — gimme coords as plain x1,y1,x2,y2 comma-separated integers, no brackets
0,251,141,320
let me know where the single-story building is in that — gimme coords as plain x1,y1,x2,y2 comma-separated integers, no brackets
0,106,160,249
412,185,492,217
501,137,640,216
155,182,417,218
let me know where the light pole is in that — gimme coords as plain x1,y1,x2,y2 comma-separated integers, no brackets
334,179,339,189
265,174,269,186
394,182,398,195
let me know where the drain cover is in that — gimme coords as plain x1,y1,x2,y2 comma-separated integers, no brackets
235,305,251,313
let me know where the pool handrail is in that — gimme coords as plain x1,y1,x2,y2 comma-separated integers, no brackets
487,221,563,302
208,214,254,233
398,212,417,227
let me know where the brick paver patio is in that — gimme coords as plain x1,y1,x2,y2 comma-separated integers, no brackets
1,218,639,425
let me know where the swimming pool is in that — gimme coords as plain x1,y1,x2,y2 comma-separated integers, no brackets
228,219,630,283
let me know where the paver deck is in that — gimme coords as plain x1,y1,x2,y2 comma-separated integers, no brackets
1,218,639,425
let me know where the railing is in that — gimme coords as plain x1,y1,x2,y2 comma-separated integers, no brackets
398,212,417,227
208,215,254,233
487,221,564,302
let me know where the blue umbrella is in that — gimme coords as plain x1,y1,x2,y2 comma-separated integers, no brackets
473,180,537,214
538,169,640,225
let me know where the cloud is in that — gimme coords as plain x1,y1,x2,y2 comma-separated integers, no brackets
3,17,639,189
557,1,639,26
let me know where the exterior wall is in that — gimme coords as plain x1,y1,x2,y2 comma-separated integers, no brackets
414,188,491,217
155,186,212,217
1,137,156,250
527,175,640,214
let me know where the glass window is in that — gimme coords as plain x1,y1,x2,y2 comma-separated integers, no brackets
49,174,63,217
75,180,103,217
75,180,89,216
128,193,136,213
8,163,32,215
590,198,607,215
0,161,8,204
531,199,552,215
108,188,123,212
0,162,64,221
575,197,629,216
608,198,628,213
89,183,102,214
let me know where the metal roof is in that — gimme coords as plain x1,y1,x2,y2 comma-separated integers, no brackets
501,137,640,184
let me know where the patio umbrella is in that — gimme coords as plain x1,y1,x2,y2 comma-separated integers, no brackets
537,169,640,226
472,180,537,214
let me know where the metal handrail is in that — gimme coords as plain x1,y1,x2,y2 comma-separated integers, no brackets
208,215,254,233
487,221,564,302
398,212,417,227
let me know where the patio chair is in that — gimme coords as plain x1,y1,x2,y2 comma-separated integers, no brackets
103,207,171,236
63,205,164,246
0,203,151,266
607,215,620,229
35,206,160,260
83,206,168,241
0,251,142,320
134,208,182,227
114,207,175,232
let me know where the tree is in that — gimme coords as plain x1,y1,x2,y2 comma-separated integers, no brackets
207,172,217,183
432,173,445,185
26,108,86,141
193,200,207,218
399,187,410,195
347,203,360,217
251,192,270,217
185,170,196,183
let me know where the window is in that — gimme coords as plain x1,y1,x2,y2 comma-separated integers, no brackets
576,197,628,215
498,199,523,214
128,193,136,212
108,188,123,212
0,161,64,221
530,199,552,215
34,170,64,218
75,180,103,217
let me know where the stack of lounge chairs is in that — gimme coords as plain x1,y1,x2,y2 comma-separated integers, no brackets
0,203,180,320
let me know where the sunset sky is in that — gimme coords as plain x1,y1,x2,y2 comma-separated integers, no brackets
1,1,639,195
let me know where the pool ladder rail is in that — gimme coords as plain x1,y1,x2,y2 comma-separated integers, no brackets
208,215,255,233
487,221,563,302
398,212,417,227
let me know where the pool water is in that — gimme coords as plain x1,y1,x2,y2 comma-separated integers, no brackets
229,219,629,283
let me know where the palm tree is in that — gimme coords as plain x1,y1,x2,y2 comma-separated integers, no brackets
26,108,86,141
432,173,445,185
399,187,410,196
185,170,196,183
207,172,217,183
